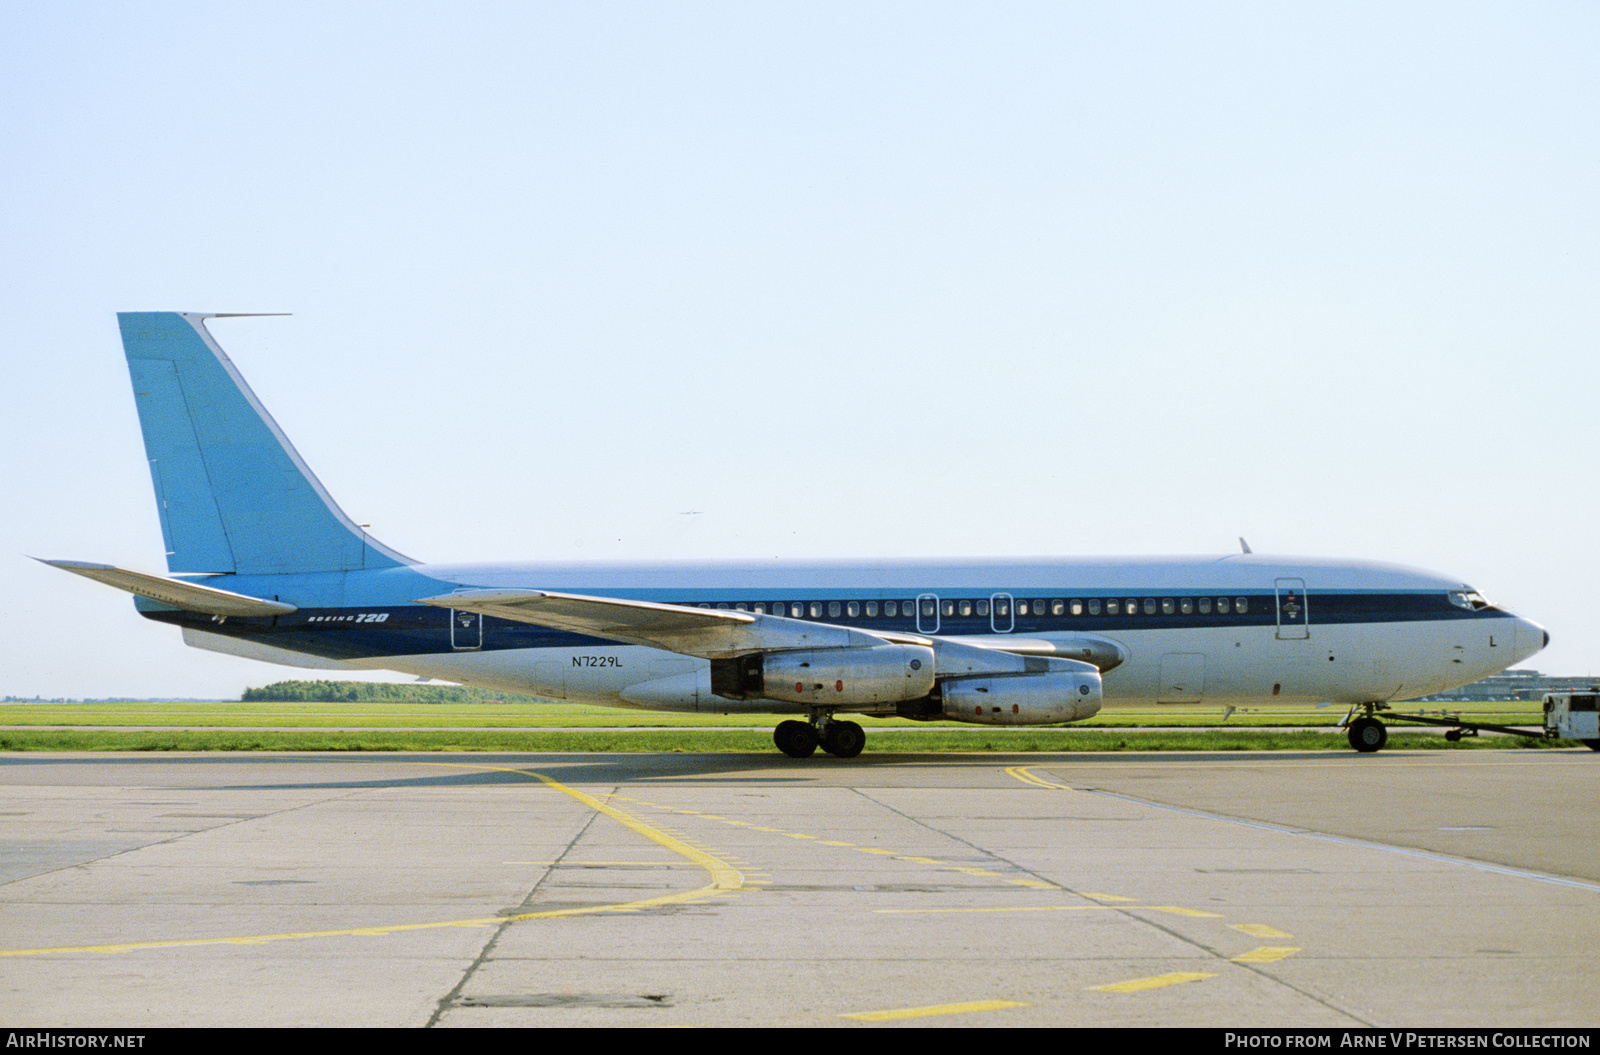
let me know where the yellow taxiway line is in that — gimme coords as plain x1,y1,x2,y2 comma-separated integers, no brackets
841,999,1028,1022
1093,972,1216,993
0,762,743,958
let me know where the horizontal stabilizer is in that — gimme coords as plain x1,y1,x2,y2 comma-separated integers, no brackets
39,559,297,618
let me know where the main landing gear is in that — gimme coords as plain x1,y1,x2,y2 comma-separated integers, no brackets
773,714,865,759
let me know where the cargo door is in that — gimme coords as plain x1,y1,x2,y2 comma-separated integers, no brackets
450,609,482,650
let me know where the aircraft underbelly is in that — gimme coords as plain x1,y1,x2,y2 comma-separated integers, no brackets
365,647,799,714
1098,621,1503,706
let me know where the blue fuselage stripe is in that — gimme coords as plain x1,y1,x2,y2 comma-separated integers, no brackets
140,590,1512,662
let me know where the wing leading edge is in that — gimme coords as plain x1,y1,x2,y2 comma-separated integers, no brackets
415,588,900,658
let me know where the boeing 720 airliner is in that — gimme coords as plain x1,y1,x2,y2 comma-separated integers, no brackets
45,313,1548,756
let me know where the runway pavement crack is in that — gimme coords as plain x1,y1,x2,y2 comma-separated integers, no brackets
0,783,373,888
849,784,1374,1024
424,785,609,1028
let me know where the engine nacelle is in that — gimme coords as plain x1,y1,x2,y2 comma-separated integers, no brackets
711,645,936,706
941,671,1103,725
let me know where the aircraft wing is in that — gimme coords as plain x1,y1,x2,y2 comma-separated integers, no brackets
417,588,1106,679
415,589,902,659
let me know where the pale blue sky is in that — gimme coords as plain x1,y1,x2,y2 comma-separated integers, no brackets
5,2,1597,698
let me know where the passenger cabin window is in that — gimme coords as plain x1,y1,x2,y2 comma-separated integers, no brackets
678,592,1257,622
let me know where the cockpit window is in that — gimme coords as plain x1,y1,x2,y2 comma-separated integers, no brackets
1449,589,1491,611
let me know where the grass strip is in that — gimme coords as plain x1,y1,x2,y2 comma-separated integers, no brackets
0,728,1576,753
0,700,1546,730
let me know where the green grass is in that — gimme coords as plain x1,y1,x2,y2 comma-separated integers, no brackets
0,697,1573,753
0,698,1547,729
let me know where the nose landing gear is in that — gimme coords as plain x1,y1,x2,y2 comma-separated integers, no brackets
1343,699,1571,751
1346,714,1388,753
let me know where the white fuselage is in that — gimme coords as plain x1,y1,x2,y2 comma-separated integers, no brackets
181,552,1547,714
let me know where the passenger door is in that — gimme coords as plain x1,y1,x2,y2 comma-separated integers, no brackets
1274,578,1309,640
990,593,1013,634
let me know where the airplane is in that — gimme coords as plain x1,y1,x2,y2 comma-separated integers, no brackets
44,312,1549,757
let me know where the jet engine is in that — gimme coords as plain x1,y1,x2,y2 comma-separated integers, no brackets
711,644,937,705
939,670,1103,725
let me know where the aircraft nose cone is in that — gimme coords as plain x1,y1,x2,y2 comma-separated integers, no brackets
1516,616,1549,662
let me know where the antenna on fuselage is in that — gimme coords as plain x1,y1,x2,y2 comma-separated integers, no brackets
1239,537,1253,554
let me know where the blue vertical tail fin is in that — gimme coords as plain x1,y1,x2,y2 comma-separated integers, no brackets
118,312,413,575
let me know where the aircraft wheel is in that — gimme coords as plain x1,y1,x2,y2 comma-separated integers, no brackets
1348,717,1387,753
821,720,865,759
774,720,819,759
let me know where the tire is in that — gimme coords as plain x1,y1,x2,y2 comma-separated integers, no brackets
774,720,819,758
822,720,865,759
1348,717,1387,753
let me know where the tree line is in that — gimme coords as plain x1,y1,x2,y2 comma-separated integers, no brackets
241,680,532,703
